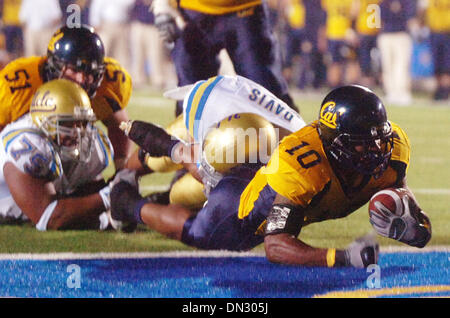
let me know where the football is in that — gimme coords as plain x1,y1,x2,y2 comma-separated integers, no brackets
369,187,412,218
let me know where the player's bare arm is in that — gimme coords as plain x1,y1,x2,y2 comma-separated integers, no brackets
4,162,106,230
264,192,379,268
264,194,329,267
103,109,133,171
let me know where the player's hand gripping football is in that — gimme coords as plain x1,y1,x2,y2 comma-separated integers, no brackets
369,188,432,248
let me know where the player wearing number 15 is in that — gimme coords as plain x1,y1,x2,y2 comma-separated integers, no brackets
0,25,133,170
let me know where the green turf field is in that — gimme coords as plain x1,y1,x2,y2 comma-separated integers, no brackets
0,88,448,253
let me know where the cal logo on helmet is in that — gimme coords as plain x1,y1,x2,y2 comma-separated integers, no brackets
47,31,64,53
319,101,342,129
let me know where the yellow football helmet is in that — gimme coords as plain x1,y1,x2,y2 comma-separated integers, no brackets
202,113,277,173
30,79,97,162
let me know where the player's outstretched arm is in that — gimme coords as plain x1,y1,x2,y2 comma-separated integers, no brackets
125,148,155,177
103,109,134,171
264,194,379,268
120,119,204,183
110,174,193,239
4,162,107,230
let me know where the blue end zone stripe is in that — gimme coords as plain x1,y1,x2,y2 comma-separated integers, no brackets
0,251,448,298
193,76,223,141
184,81,206,132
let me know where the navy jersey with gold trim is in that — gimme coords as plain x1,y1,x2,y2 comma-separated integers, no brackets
238,120,410,229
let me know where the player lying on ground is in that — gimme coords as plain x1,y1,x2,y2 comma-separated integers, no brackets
112,80,431,268
0,25,133,170
124,75,305,210
0,79,126,230
124,115,206,211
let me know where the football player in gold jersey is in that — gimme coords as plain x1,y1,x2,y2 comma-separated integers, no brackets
151,0,296,115
418,0,450,100
0,25,133,170
111,85,431,268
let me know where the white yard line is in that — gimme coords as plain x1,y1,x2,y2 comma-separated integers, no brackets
0,247,448,261
129,96,170,108
413,188,450,195
0,250,264,260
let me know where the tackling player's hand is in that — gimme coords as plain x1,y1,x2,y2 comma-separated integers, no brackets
99,169,138,211
370,195,431,248
339,233,379,268
120,120,180,158
155,13,180,45
109,173,147,233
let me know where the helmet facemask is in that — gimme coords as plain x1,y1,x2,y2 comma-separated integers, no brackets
326,122,394,178
39,107,97,163
46,54,105,98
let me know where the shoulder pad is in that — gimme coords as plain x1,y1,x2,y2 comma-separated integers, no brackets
94,127,114,168
91,57,132,121
389,121,411,168
0,57,45,126
2,129,61,180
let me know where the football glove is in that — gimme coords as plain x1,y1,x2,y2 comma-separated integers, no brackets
342,233,379,268
99,169,138,211
155,13,180,45
120,120,180,158
369,196,432,248
110,180,149,233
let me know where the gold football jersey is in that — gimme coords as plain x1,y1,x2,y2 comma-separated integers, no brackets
425,0,450,33
321,0,354,39
0,56,132,128
239,121,410,226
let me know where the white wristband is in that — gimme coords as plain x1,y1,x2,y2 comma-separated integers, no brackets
99,185,111,211
36,201,58,231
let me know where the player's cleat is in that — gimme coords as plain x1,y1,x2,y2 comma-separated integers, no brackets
120,120,180,158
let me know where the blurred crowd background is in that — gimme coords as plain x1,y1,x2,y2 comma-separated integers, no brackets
0,0,448,104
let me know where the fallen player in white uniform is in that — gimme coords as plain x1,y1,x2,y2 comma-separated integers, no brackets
0,79,124,231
